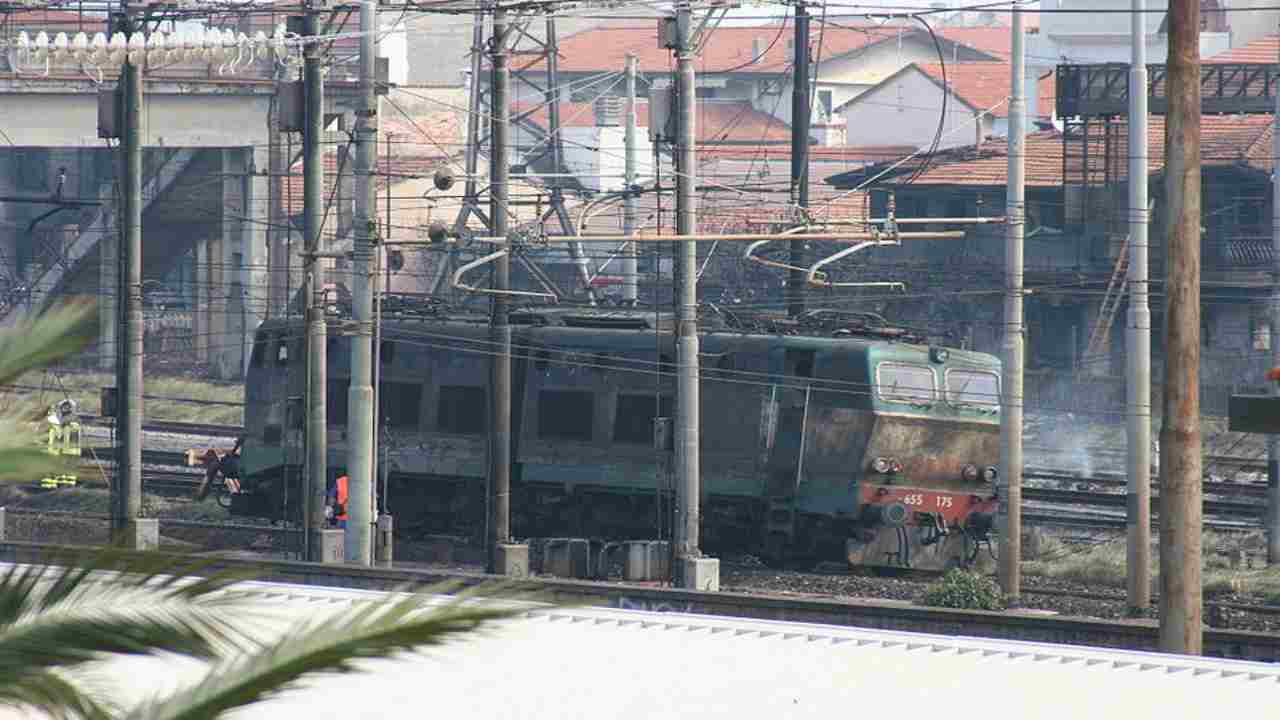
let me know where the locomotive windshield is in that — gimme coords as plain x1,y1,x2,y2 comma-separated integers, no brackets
875,362,936,403
945,369,1000,407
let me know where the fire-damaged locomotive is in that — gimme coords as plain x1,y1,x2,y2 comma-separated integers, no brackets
234,306,1001,571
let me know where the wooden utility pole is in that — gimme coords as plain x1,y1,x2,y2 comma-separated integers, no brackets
1160,0,1203,655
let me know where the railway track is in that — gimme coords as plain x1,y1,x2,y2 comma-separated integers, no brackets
81,417,242,438
0,538,1275,661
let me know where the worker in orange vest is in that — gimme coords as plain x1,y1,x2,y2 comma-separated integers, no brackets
326,475,349,529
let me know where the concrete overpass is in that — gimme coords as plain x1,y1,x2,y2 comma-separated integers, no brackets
0,72,370,378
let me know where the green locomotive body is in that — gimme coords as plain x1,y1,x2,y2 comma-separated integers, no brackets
237,309,1001,570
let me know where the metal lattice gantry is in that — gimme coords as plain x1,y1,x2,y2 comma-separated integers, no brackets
1056,62,1280,118
440,10,594,304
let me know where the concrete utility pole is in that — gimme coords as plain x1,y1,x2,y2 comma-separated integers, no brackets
1161,0,1204,655
345,0,378,565
113,11,151,550
622,53,639,306
788,1,810,318
673,6,718,590
269,62,289,319
303,3,332,562
487,6,526,576
1126,0,1153,612
997,8,1025,601
1271,35,1280,566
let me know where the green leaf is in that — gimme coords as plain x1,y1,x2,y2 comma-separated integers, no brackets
0,301,98,388
125,585,526,720
0,668,112,720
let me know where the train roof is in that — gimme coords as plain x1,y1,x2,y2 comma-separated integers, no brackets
257,303,970,351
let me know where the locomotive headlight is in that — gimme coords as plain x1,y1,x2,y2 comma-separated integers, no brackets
961,464,980,482
983,466,999,482
872,457,891,474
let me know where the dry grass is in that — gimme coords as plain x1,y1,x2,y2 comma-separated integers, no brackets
1024,530,1280,600
7,370,243,426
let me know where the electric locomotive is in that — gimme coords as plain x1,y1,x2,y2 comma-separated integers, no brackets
235,304,1001,571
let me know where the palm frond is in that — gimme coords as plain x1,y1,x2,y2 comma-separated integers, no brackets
0,552,273,697
0,300,99,484
0,301,98,388
0,669,112,720
123,585,527,720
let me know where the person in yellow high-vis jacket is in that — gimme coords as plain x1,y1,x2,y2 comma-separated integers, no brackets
40,399,80,489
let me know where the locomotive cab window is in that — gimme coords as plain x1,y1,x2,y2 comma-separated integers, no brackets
437,386,485,434
876,362,937,403
539,390,594,441
945,368,1000,407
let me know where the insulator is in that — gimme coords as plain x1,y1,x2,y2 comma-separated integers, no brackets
127,33,145,66
32,31,49,62
51,32,69,61
205,27,224,61
253,30,269,60
107,32,127,65
146,32,166,67
222,28,238,54
88,32,107,64
16,31,31,61
70,32,89,62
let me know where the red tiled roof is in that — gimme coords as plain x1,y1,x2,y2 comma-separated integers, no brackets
5,9,97,30
517,100,796,144
912,62,1055,118
698,145,917,163
844,114,1275,188
546,23,1007,75
1206,35,1280,63
931,26,1013,60
515,101,650,129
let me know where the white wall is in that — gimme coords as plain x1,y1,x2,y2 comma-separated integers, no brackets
758,37,963,127
0,90,274,147
562,126,654,193
1034,0,1230,65
380,20,409,86
841,70,996,150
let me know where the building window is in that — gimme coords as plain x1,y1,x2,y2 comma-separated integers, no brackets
379,382,422,428
818,89,833,118
437,385,485,434
1252,313,1272,352
614,394,673,445
538,390,594,441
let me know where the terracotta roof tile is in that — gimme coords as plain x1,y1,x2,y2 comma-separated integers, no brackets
1206,35,1280,63
546,22,1007,75
516,100,796,144
915,61,1055,118
835,114,1274,188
